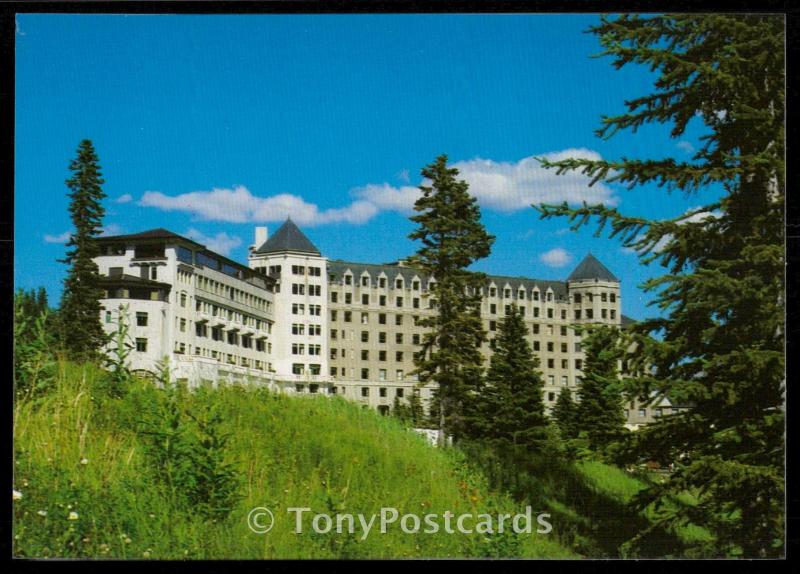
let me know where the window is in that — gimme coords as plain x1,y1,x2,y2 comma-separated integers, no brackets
361,369,369,380
638,408,646,417
412,334,420,345
561,342,568,353
331,310,338,321
360,276,369,287
379,277,386,288
361,331,369,343
361,387,369,397
490,303,497,314
361,312,369,324
610,293,616,303
361,350,369,361
396,371,404,383
533,291,540,301
504,289,511,298
395,279,403,289
395,333,403,344
344,274,352,285
547,308,553,319
547,359,555,369
586,309,594,320
309,345,321,356
489,320,497,331
151,267,158,280
292,363,304,375
378,313,386,325
379,332,387,344
292,303,305,315
412,281,420,290
379,350,387,361
345,293,352,304
533,341,540,351
547,375,555,385
292,283,306,295
136,312,148,326
180,318,186,332
379,295,386,306
601,292,608,303
180,292,187,307
611,310,617,320
396,351,404,362
602,309,608,319
575,359,583,370
228,331,238,346
561,359,568,369
548,392,556,402
396,296,403,307
560,326,568,336
547,342,554,352
396,315,404,326
575,310,582,320
292,343,305,355
362,294,369,305
331,291,338,303
532,324,540,335
344,311,352,323
135,338,147,352
413,298,420,309
533,307,540,318
104,310,112,324
330,348,338,359
292,265,305,275
504,305,510,315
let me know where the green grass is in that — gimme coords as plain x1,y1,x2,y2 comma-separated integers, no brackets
13,361,574,559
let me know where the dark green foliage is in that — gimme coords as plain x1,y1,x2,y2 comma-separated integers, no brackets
408,155,495,444
391,391,425,427
59,139,108,361
552,387,579,441
536,14,784,557
470,304,547,451
574,326,627,455
101,304,134,398
138,380,242,522
14,290,58,398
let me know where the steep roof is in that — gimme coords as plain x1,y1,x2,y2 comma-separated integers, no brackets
254,219,320,255
568,253,619,282
326,261,569,300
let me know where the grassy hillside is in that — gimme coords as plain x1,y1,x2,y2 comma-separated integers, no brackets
13,362,574,559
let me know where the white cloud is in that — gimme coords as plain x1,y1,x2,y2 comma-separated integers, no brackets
44,231,71,244
100,224,123,236
138,149,617,226
116,193,133,204
539,247,572,268
624,207,722,255
184,228,242,256
676,141,695,154
452,149,618,211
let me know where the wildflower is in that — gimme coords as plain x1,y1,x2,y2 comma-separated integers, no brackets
12,490,22,501
80,458,89,465
143,550,151,558
68,511,79,521
37,510,47,517
124,537,132,544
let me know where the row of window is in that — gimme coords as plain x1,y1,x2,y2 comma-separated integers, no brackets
194,300,272,332
291,323,322,336
291,283,323,296
334,275,431,290
291,304,323,316
194,274,271,311
194,324,270,352
291,343,323,356
330,348,408,362
330,310,421,326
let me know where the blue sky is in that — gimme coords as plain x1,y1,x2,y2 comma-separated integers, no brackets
15,14,720,320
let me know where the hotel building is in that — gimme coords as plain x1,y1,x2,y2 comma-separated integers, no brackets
95,220,670,424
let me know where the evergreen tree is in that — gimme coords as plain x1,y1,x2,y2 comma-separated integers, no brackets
536,15,784,556
59,139,108,361
552,386,578,440
474,304,547,450
408,154,495,445
574,326,626,453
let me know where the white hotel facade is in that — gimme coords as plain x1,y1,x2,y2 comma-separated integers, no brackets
95,220,669,425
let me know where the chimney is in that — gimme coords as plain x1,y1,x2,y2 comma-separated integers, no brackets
252,226,268,252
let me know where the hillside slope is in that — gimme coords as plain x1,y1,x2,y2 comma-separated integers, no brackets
13,362,574,559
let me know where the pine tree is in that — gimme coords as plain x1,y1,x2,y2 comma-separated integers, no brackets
552,386,578,440
474,304,547,450
574,326,626,453
536,15,784,556
59,140,108,361
409,154,495,445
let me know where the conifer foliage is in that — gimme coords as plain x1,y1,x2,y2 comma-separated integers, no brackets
59,140,108,361
536,15,784,556
574,326,626,454
409,155,495,445
552,386,578,441
473,304,547,450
